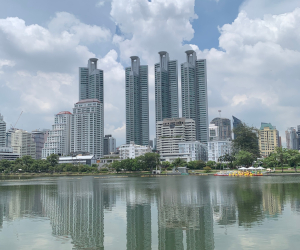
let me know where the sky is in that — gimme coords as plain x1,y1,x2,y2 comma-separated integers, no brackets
1,0,300,147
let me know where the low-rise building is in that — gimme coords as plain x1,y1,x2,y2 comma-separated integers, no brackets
119,143,152,160
0,147,19,161
156,118,200,162
208,140,232,162
178,141,207,162
58,155,97,166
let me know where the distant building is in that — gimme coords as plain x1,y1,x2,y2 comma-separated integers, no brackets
0,113,6,147
156,118,206,161
5,128,17,148
71,99,104,159
181,50,208,143
42,111,72,158
125,56,149,146
0,147,19,161
259,123,280,157
148,140,153,148
210,118,232,140
178,141,207,162
286,127,298,150
297,126,300,150
209,124,219,141
208,140,232,162
103,134,116,155
155,51,178,124
32,130,49,159
232,116,242,140
58,155,97,166
11,129,36,159
119,143,152,160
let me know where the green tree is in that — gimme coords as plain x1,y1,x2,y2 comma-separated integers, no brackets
234,150,255,167
142,153,160,171
46,154,59,168
273,147,289,173
172,158,186,168
232,124,260,158
206,161,216,169
286,149,300,172
218,153,235,169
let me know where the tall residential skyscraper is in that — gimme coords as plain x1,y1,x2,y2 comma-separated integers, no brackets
155,51,178,123
79,58,104,103
125,56,149,146
42,111,72,158
181,50,208,144
0,113,6,147
32,130,49,159
11,129,36,159
210,117,232,140
71,99,103,159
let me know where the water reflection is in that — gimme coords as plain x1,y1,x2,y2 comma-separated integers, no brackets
0,176,300,249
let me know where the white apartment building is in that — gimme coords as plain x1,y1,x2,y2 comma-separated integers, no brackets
11,129,36,159
0,113,6,147
119,143,152,160
209,124,219,141
42,111,72,158
208,140,232,162
178,141,207,162
156,118,196,162
71,99,103,159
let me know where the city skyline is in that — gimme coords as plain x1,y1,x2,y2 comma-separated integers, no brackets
0,0,299,147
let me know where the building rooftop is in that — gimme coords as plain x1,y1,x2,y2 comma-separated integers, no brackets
59,155,95,160
76,99,101,104
260,122,275,130
57,111,72,115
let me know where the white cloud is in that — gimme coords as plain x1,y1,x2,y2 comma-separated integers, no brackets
191,8,300,142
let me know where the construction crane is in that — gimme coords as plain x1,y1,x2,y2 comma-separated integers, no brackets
11,111,23,129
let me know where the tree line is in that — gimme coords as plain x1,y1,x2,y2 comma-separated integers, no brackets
0,154,99,174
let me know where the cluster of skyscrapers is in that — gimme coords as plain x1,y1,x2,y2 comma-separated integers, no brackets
124,50,209,161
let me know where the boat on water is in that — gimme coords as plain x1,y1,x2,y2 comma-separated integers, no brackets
214,170,265,177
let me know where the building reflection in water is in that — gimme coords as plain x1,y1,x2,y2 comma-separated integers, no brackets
1,177,300,249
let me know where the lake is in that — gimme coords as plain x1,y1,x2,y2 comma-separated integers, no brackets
0,175,300,249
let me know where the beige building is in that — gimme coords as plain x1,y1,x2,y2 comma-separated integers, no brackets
11,129,36,159
259,123,279,157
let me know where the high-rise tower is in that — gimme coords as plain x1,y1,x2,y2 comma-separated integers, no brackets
125,56,149,146
181,50,208,144
79,58,104,103
0,113,6,147
155,51,178,123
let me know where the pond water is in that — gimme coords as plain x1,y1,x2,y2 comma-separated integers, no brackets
0,175,300,250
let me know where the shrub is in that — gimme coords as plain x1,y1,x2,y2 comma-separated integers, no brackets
203,166,212,173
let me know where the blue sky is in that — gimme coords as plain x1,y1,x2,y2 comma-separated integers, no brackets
0,0,300,146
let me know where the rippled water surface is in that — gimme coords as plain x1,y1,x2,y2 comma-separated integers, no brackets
0,175,300,249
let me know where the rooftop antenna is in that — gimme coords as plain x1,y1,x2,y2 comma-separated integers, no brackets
218,110,221,118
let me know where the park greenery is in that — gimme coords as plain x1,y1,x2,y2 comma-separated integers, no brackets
0,154,99,174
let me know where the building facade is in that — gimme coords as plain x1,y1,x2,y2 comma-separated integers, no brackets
209,124,219,141
71,99,103,159
0,147,19,161
11,129,36,159
103,134,116,155
119,143,152,160
210,118,232,140
232,116,242,140
208,140,232,162
155,51,178,123
32,130,49,159
42,111,72,158
156,118,197,161
125,56,149,146
178,141,207,162
79,58,104,103
258,123,280,157
181,50,208,144
0,113,6,147
286,127,298,150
